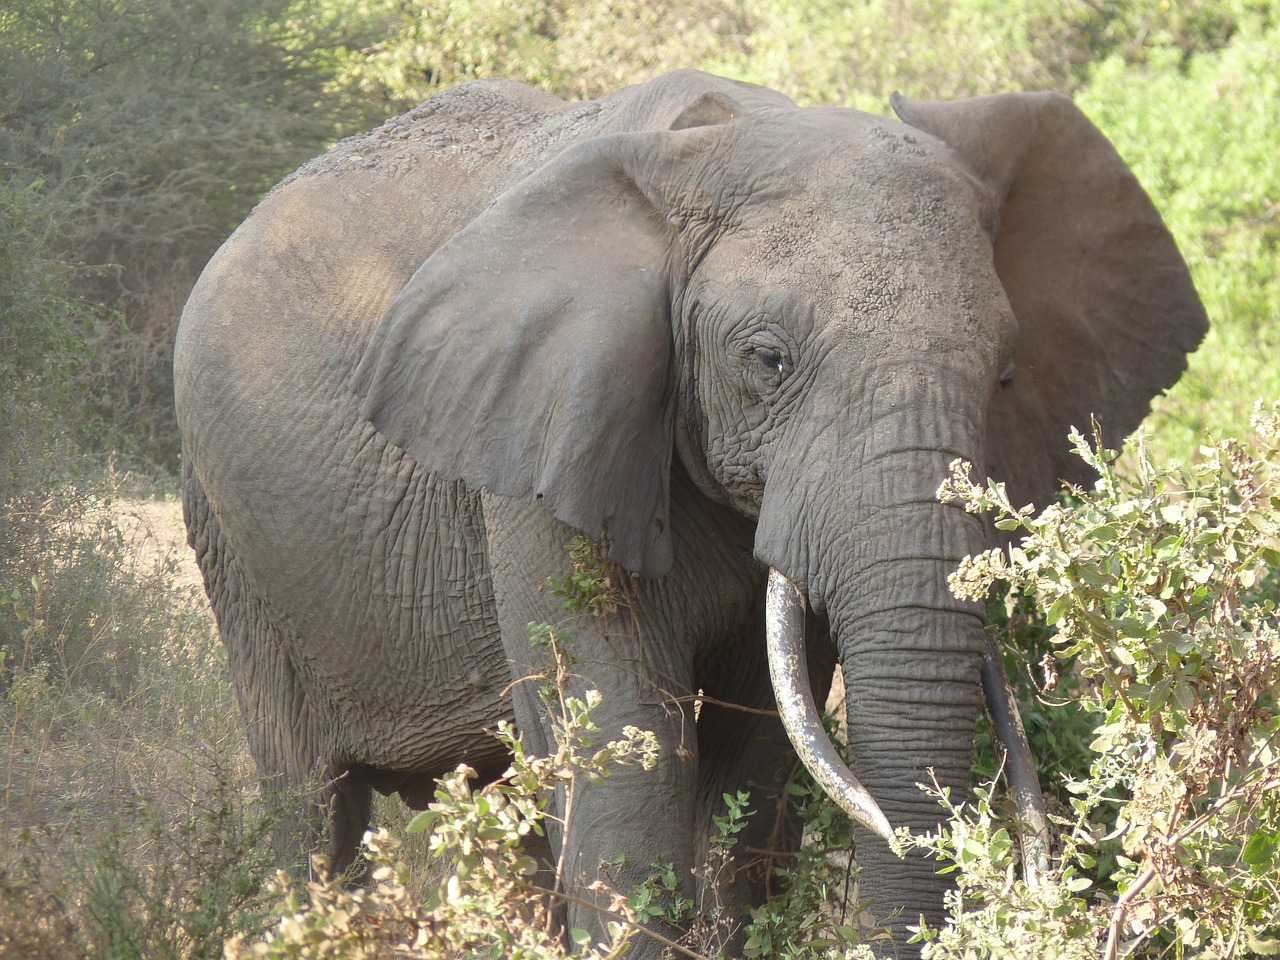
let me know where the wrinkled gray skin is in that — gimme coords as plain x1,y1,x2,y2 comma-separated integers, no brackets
175,71,1206,955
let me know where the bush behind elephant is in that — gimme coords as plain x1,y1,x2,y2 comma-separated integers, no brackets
174,70,1206,955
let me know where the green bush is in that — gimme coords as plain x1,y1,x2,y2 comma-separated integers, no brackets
0,0,394,465
0,178,100,469
920,402,1280,956
353,0,751,104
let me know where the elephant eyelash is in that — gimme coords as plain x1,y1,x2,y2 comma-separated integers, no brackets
747,347,793,394
740,325,794,380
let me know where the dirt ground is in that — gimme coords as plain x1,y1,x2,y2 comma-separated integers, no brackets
111,496,207,598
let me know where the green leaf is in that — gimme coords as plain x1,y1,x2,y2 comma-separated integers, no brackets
1046,594,1073,626
1243,829,1278,867
406,810,438,834
1173,681,1197,711
1148,677,1173,712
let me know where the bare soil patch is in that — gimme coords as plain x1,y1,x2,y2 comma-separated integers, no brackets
111,496,206,599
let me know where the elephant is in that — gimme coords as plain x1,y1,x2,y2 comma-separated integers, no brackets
174,69,1207,955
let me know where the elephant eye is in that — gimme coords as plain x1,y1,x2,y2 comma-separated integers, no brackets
740,330,793,394
753,346,785,376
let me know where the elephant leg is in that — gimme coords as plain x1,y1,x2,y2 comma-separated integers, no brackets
326,768,373,876
482,492,701,958
183,465,348,868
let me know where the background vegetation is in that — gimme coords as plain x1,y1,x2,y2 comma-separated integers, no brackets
2,0,1277,955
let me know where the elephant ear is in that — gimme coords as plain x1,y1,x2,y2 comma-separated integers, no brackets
892,92,1208,509
351,131,710,578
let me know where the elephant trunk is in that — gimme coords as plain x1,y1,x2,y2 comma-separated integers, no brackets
754,368,991,939
826,503,988,936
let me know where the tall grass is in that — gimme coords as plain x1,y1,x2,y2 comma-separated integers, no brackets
0,487,287,959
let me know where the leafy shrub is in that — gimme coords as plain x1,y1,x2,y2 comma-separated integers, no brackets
0,179,99,432
741,756,884,959
0,0,394,465
973,587,1098,809
918,402,1280,956
0,178,104,513
235,756,888,959
354,0,752,104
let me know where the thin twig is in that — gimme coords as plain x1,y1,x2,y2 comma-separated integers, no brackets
551,644,575,897
1172,776,1280,847
644,693,781,717
1102,864,1157,960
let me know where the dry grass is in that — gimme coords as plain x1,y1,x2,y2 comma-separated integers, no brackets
0,492,287,959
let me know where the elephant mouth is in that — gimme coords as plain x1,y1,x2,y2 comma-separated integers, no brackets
765,567,1050,876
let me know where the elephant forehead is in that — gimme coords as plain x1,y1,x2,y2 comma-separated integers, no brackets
718,138,992,272
736,198,986,274
711,206,1007,336
725,108,988,210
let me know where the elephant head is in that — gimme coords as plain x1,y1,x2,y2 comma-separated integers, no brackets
351,82,1205,942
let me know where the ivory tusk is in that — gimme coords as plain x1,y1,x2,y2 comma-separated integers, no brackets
980,631,1050,886
766,568,894,842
